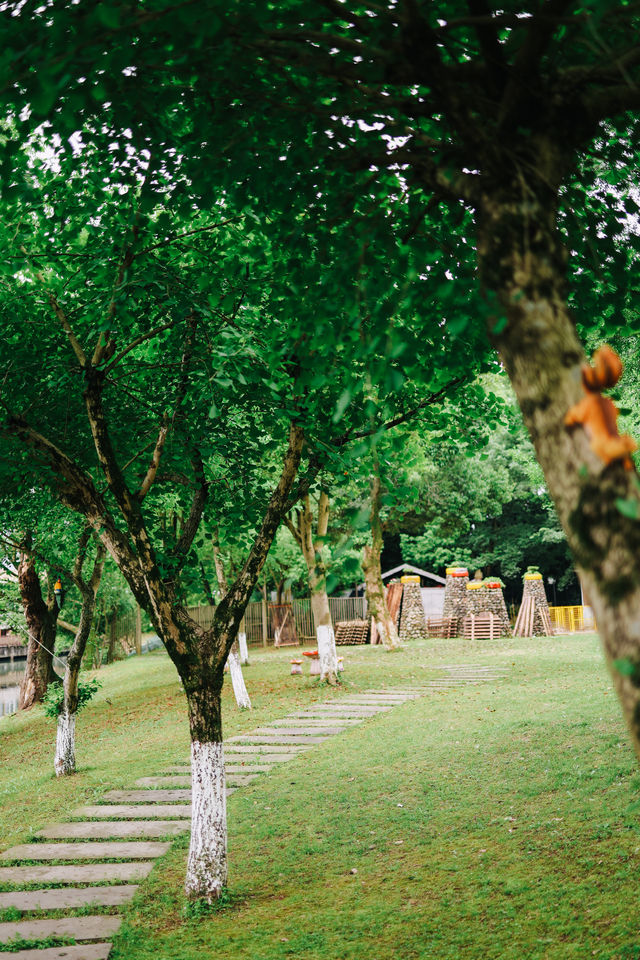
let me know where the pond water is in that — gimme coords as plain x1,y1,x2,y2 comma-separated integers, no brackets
0,663,23,718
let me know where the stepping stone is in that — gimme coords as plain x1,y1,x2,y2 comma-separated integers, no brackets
0,885,137,912
0,915,121,945
306,705,387,713
249,727,345,736
37,821,190,840
103,789,193,804
345,697,411,704
223,751,299,762
224,764,273,773
0,862,153,886
270,717,362,726
1,841,170,862
226,735,328,745
2,945,113,960
135,775,256,788
73,805,192,819
223,744,306,754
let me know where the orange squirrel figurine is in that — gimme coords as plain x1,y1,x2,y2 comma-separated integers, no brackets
565,345,637,470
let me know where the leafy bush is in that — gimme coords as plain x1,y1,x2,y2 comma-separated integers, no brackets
42,676,101,719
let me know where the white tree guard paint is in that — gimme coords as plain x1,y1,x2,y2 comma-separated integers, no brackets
185,740,228,901
54,711,77,777
317,624,338,682
228,648,252,709
238,632,249,665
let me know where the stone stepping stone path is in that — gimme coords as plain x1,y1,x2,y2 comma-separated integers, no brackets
0,676,505,957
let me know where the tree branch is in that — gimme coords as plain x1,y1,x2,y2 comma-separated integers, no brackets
138,415,169,501
104,319,178,375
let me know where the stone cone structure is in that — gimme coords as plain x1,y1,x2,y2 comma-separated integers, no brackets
442,567,470,632
468,580,512,636
398,577,429,640
514,574,554,636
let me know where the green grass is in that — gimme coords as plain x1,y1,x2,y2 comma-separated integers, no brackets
3,634,640,957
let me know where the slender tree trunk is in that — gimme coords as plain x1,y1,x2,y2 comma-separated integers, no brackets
18,554,59,710
55,540,105,776
296,493,338,683
362,467,400,651
213,544,251,709
476,162,640,761
238,617,249,665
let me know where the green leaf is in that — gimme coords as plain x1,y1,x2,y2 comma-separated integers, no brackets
615,497,639,520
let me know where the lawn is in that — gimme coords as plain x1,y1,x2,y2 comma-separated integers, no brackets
2,634,640,959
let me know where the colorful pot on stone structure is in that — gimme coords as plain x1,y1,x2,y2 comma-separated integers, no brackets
446,567,468,578
485,581,501,589
467,582,483,590
524,573,543,580
401,575,420,584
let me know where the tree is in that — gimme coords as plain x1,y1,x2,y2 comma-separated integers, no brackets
284,488,339,681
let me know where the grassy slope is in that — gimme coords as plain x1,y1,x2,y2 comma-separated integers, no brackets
3,635,640,959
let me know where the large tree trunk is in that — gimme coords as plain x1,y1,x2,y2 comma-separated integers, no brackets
184,674,227,901
18,554,59,710
55,539,105,776
362,468,400,651
476,159,640,760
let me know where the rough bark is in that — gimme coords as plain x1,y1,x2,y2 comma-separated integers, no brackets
362,470,400,651
476,158,640,760
286,491,338,683
17,553,59,710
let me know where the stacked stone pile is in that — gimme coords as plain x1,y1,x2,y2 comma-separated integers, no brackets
399,576,429,641
442,567,470,631
476,580,512,636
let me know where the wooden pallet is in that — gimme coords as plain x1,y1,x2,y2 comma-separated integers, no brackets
462,613,500,640
335,619,370,645
425,616,459,638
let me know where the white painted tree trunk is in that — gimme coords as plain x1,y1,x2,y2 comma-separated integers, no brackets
185,740,228,901
54,710,76,777
228,647,251,709
238,631,249,665
317,624,338,683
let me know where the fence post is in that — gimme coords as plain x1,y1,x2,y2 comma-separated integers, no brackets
261,597,268,647
135,605,142,656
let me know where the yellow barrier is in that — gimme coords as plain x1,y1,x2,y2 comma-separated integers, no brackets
548,605,596,633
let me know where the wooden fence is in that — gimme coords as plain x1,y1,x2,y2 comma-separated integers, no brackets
108,596,368,651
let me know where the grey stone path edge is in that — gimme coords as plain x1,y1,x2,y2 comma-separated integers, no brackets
0,675,505,957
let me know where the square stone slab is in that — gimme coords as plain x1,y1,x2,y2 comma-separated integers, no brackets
37,821,190,840
73,805,192,820
1,841,170,862
0,862,153,886
0,885,138,912
0,915,121,944
1,945,113,960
